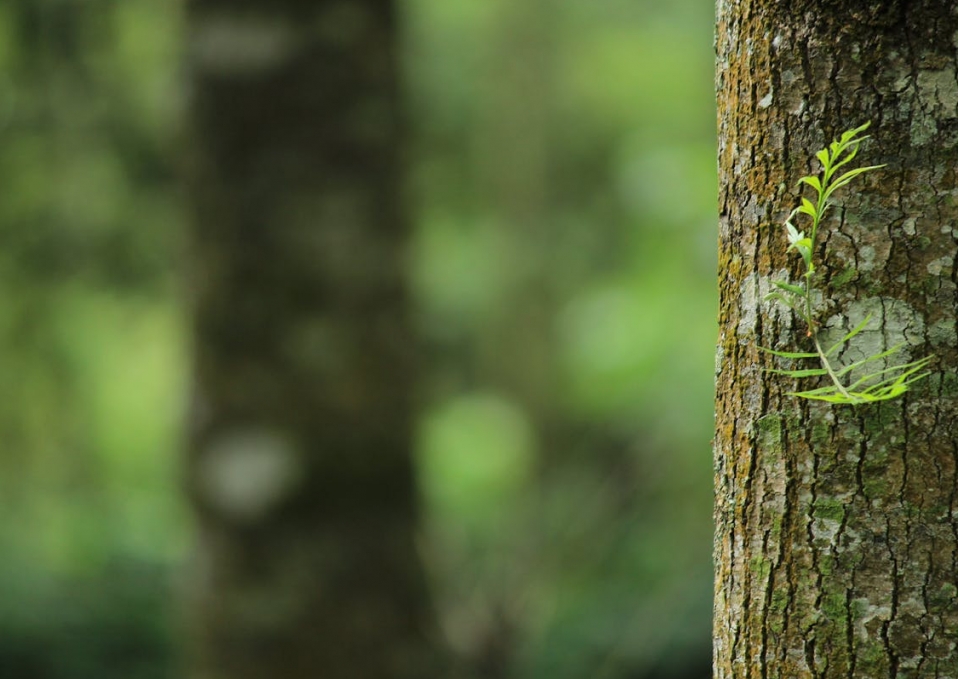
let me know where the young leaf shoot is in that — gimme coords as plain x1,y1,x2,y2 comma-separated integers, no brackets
760,122,933,404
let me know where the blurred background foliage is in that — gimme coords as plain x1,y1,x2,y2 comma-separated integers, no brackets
0,0,716,678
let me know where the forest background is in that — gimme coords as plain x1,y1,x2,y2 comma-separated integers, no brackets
0,1,716,677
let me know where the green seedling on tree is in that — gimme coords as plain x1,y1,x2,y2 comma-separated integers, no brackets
761,122,932,404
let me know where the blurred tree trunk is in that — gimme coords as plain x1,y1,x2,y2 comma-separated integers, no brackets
478,0,555,420
183,2,444,678
715,2,958,677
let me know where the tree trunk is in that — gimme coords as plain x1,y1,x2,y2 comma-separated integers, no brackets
715,2,958,677
183,1,443,677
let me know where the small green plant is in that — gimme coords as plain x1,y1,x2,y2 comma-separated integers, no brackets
761,122,932,404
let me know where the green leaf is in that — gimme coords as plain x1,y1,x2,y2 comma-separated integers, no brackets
758,346,818,359
789,388,855,403
815,149,830,170
790,384,842,395
790,238,813,267
846,356,934,391
773,280,805,296
839,121,872,143
797,197,818,219
826,143,861,177
856,358,934,393
894,370,932,390
869,386,906,401
763,292,804,313
824,314,873,356
766,367,830,378
798,175,823,195
786,226,802,247
823,164,885,201
835,344,907,377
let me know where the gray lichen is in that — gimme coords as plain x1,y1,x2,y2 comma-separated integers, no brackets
190,13,299,76
198,427,303,523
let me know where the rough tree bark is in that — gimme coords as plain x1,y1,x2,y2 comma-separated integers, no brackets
715,2,958,678
183,1,443,678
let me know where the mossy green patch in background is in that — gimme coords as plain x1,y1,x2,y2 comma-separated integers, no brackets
930,582,958,608
813,498,846,522
769,587,789,634
749,555,772,580
821,592,848,623
755,414,784,462
831,267,857,288
856,641,888,669
810,419,832,447
862,475,891,499
862,403,902,438
769,513,784,543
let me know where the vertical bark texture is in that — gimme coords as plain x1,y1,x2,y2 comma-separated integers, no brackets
715,1,958,677
184,1,442,677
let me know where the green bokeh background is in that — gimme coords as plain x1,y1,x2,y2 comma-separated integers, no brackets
0,1,716,677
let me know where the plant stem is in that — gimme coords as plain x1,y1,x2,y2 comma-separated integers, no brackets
800,249,858,402
811,333,858,402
